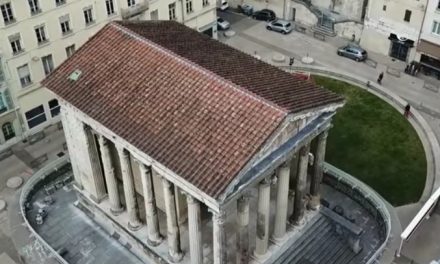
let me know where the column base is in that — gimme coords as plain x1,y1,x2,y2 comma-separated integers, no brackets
110,206,124,216
308,195,321,211
147,235,164,247
271,234,287,245
128,221,142,231
253,249,271,262
168,250,184,263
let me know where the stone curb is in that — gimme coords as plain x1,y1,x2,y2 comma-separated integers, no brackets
286,65,440,204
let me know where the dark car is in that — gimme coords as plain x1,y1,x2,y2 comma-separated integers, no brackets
252,9,276,21
337,45,368,62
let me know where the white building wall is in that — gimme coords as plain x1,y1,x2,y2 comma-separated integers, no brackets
360,0,427,61
0,0,216,148
420,0,440,45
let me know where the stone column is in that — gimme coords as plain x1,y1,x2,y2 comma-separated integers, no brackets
84,125,106,202
213,210,227,264
117,146,142,231
139,164,163,246
290,144,310,225
309,131,328,210
187,195,203,264
236,196,250,264
254,177,271,259
97,135,123,215
272,163,290,242
162,178,183,262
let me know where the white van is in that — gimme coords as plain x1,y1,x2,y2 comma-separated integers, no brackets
218,0,229,10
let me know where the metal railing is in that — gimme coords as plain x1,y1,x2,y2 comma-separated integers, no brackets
19,156,71,264
323,162,392,264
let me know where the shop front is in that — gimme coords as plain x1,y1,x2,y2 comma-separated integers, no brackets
388,33,414,62
417,39,440,79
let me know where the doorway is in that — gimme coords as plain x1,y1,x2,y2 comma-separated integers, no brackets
291,8,296,21
390,41,409,62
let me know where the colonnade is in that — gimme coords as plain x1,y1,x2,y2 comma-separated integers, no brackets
80,124,328,264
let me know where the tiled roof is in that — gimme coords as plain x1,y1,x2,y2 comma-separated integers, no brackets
42,21,342,199
117,21,343,113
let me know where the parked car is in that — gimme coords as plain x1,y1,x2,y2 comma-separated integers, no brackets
252,9,276,21
266,19,292,34
337,45,368,62
217,17,230,30
217,0,229,11
238,3,254,16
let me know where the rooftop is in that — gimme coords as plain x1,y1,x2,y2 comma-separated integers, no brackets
42,21,343,199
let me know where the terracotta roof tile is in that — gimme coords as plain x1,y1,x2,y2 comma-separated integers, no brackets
42,21,341,199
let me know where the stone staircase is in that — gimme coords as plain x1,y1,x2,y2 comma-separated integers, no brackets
273,214,361,264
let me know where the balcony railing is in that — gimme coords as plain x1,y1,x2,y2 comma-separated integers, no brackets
121,2,149,19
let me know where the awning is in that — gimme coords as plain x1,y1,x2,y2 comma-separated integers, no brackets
388,33,414,47
417,39,440,59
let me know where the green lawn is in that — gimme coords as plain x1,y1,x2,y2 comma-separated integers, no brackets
314,76,426,206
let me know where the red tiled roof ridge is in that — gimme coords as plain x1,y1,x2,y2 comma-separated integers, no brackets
110,22,287,115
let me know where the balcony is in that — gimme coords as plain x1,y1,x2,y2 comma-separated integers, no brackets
121,2,149,19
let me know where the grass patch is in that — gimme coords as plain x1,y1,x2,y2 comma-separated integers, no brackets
314,76,426,206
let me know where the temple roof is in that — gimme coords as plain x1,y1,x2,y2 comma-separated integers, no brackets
43,21,343,199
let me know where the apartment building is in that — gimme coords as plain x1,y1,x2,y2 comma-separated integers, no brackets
416,0,440,78
0,0,216,149
360,0,427,62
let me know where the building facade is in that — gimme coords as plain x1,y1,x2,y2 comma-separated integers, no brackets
361,0,427,62
416,0,440,78
0,0,216,149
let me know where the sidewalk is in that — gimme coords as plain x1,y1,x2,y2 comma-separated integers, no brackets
0,124,66,264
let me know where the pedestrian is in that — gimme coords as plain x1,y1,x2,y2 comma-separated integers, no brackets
405,64,409,74
254,51,261,60
404,104,411,118
410,63,416,76
377,72,384,84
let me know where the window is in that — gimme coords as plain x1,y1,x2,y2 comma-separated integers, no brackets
382,5,386,11
404,10,411,22
105,0,115,15
9,34,23,55
17,64,32,88
432,21,440,35
59,15,71,35
0,93,7,113
49,99,60,117
25,105,46,129
128,0,136,7
2,122,15,140
28,0,41,15
186,0,193,13
202,0,209,7
84,7,94,25
150,9,158,20
438,1,440,9
35,25,48,44
55,0,66,6
1,3,14,24
169,3,176,20
42,55,54,76
66,44,75,57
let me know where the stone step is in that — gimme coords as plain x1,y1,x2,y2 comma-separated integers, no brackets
275,216,332,263
288,221,340,263
273,215,329,264
312,25,336,37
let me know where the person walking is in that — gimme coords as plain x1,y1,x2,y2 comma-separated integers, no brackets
404,104,411,118
377,72,384,84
